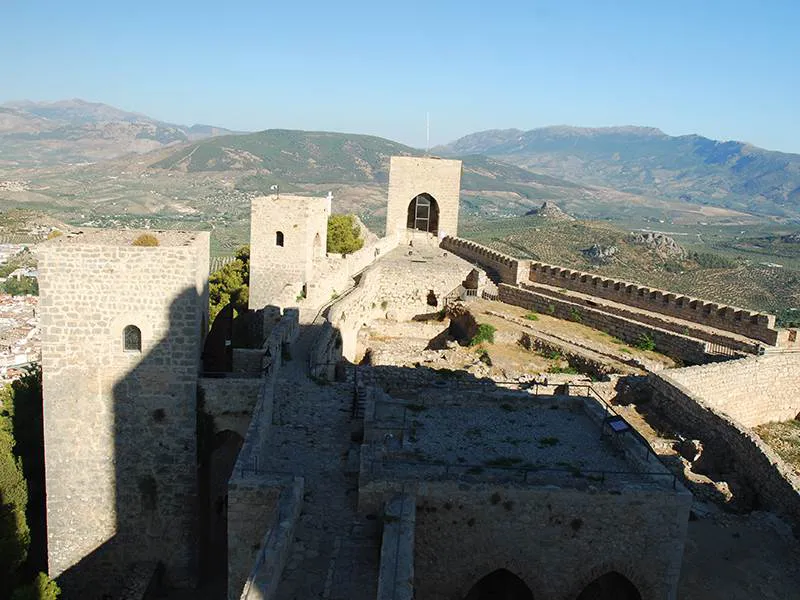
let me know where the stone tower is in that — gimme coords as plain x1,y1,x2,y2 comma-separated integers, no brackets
385,156,462,241
37,230,210,595
248,194,329,310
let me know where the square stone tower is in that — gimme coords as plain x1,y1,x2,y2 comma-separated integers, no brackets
385,156,462,240
37,230,210,594
249,194,329,310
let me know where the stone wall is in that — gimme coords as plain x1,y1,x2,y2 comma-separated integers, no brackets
658,354,800,427
649,370,800,529
249,195,329,310
237,477,304,600
377,494,415,600
226,309,299,598
528,262,784,345
385,156,462,239
324,249,474,362
498,284,709,364
412,482,690,600
37,231,209,593
200,376,263,421
440,236,527,285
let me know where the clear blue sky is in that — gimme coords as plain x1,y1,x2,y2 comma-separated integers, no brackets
2,0,799,152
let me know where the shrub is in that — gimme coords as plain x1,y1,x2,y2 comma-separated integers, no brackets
46,230,62,240
568,307,582,323
11,572,61,600
470,323,496,346
524,312,539,321
635,332,656,351
132,233,159,247
327,214,364,254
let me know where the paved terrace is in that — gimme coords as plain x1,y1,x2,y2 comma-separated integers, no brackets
363,391,676,491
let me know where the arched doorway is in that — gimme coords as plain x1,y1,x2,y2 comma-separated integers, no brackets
464,569,534,600
575,571,642,600
407,193,440,235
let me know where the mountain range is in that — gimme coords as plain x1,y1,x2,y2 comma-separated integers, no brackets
435,126,800,218
2,99,800,224
0,99,235,167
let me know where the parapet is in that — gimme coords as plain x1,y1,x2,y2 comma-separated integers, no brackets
440,236,527,285
528,261,780,345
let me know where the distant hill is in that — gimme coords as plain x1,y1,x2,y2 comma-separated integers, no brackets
436,126,800,218
148,128,615,216
0,99,238,167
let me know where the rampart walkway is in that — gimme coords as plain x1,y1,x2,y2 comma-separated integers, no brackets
265,326,380,600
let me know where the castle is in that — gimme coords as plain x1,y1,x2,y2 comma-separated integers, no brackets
36,156,800,599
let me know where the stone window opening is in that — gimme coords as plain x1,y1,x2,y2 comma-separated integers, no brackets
123,325,142,352
276,231,285,247
427,290,439,307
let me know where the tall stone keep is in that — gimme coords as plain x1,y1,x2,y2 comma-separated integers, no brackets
385,156,462,240
249,194,329,310
37,230,210,594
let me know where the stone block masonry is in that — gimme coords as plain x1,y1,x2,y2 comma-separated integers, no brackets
659,353,800,427
498,284,709,364
440,236,527,284
36,230,210,595
385,156,462,239
529,261,785,345
649,369,800,530
249,194,329,310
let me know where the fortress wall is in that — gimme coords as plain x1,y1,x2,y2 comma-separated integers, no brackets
227,309,298,598
235,477,304,600
410,482,689,600
649,371,800,528
199,377,262,419
528,262,780,344
376,494,416,600
440,236,527,284
386,157,462,239
656,354,800,427
521,283,761,355
498,284,709,364
37,233,209,592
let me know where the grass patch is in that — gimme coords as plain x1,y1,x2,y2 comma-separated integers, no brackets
547,366,579,374
538,436,560,447
524,312,539,321
470,323,497,346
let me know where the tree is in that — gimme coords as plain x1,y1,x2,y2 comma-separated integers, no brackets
327,215,364,254
2,277,38,296
208,246,250,325
11,572,61,600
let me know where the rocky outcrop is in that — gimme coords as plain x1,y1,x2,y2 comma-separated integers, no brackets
630,232,686,258
524,201,575,221
582,243,618,264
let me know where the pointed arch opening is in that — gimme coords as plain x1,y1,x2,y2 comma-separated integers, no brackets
276,231,284,247
463,569,534,600
575,571,642,600
407,193,440,235
313,232,322,258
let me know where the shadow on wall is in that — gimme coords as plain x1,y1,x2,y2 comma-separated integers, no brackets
54,286,208,598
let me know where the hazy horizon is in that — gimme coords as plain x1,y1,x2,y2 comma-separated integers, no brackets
3,0,799,152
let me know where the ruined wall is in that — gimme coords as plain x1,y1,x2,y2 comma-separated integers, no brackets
385,156,462,239
498,284,709,364
227,309,299,598
659,354,800,427
412,482,690,600
324,250,474,362
37,231,210,592
649,370,800,529
249,195,329,310
528,262,782,344
440,236,527,284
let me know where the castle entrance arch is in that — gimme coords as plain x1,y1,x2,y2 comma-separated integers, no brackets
463,569,534,600
575,571,642,600
407,193,440,235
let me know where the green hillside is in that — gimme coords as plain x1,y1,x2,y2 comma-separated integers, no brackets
461,215,800,318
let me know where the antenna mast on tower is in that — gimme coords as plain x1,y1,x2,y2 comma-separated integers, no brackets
426,111,430,155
